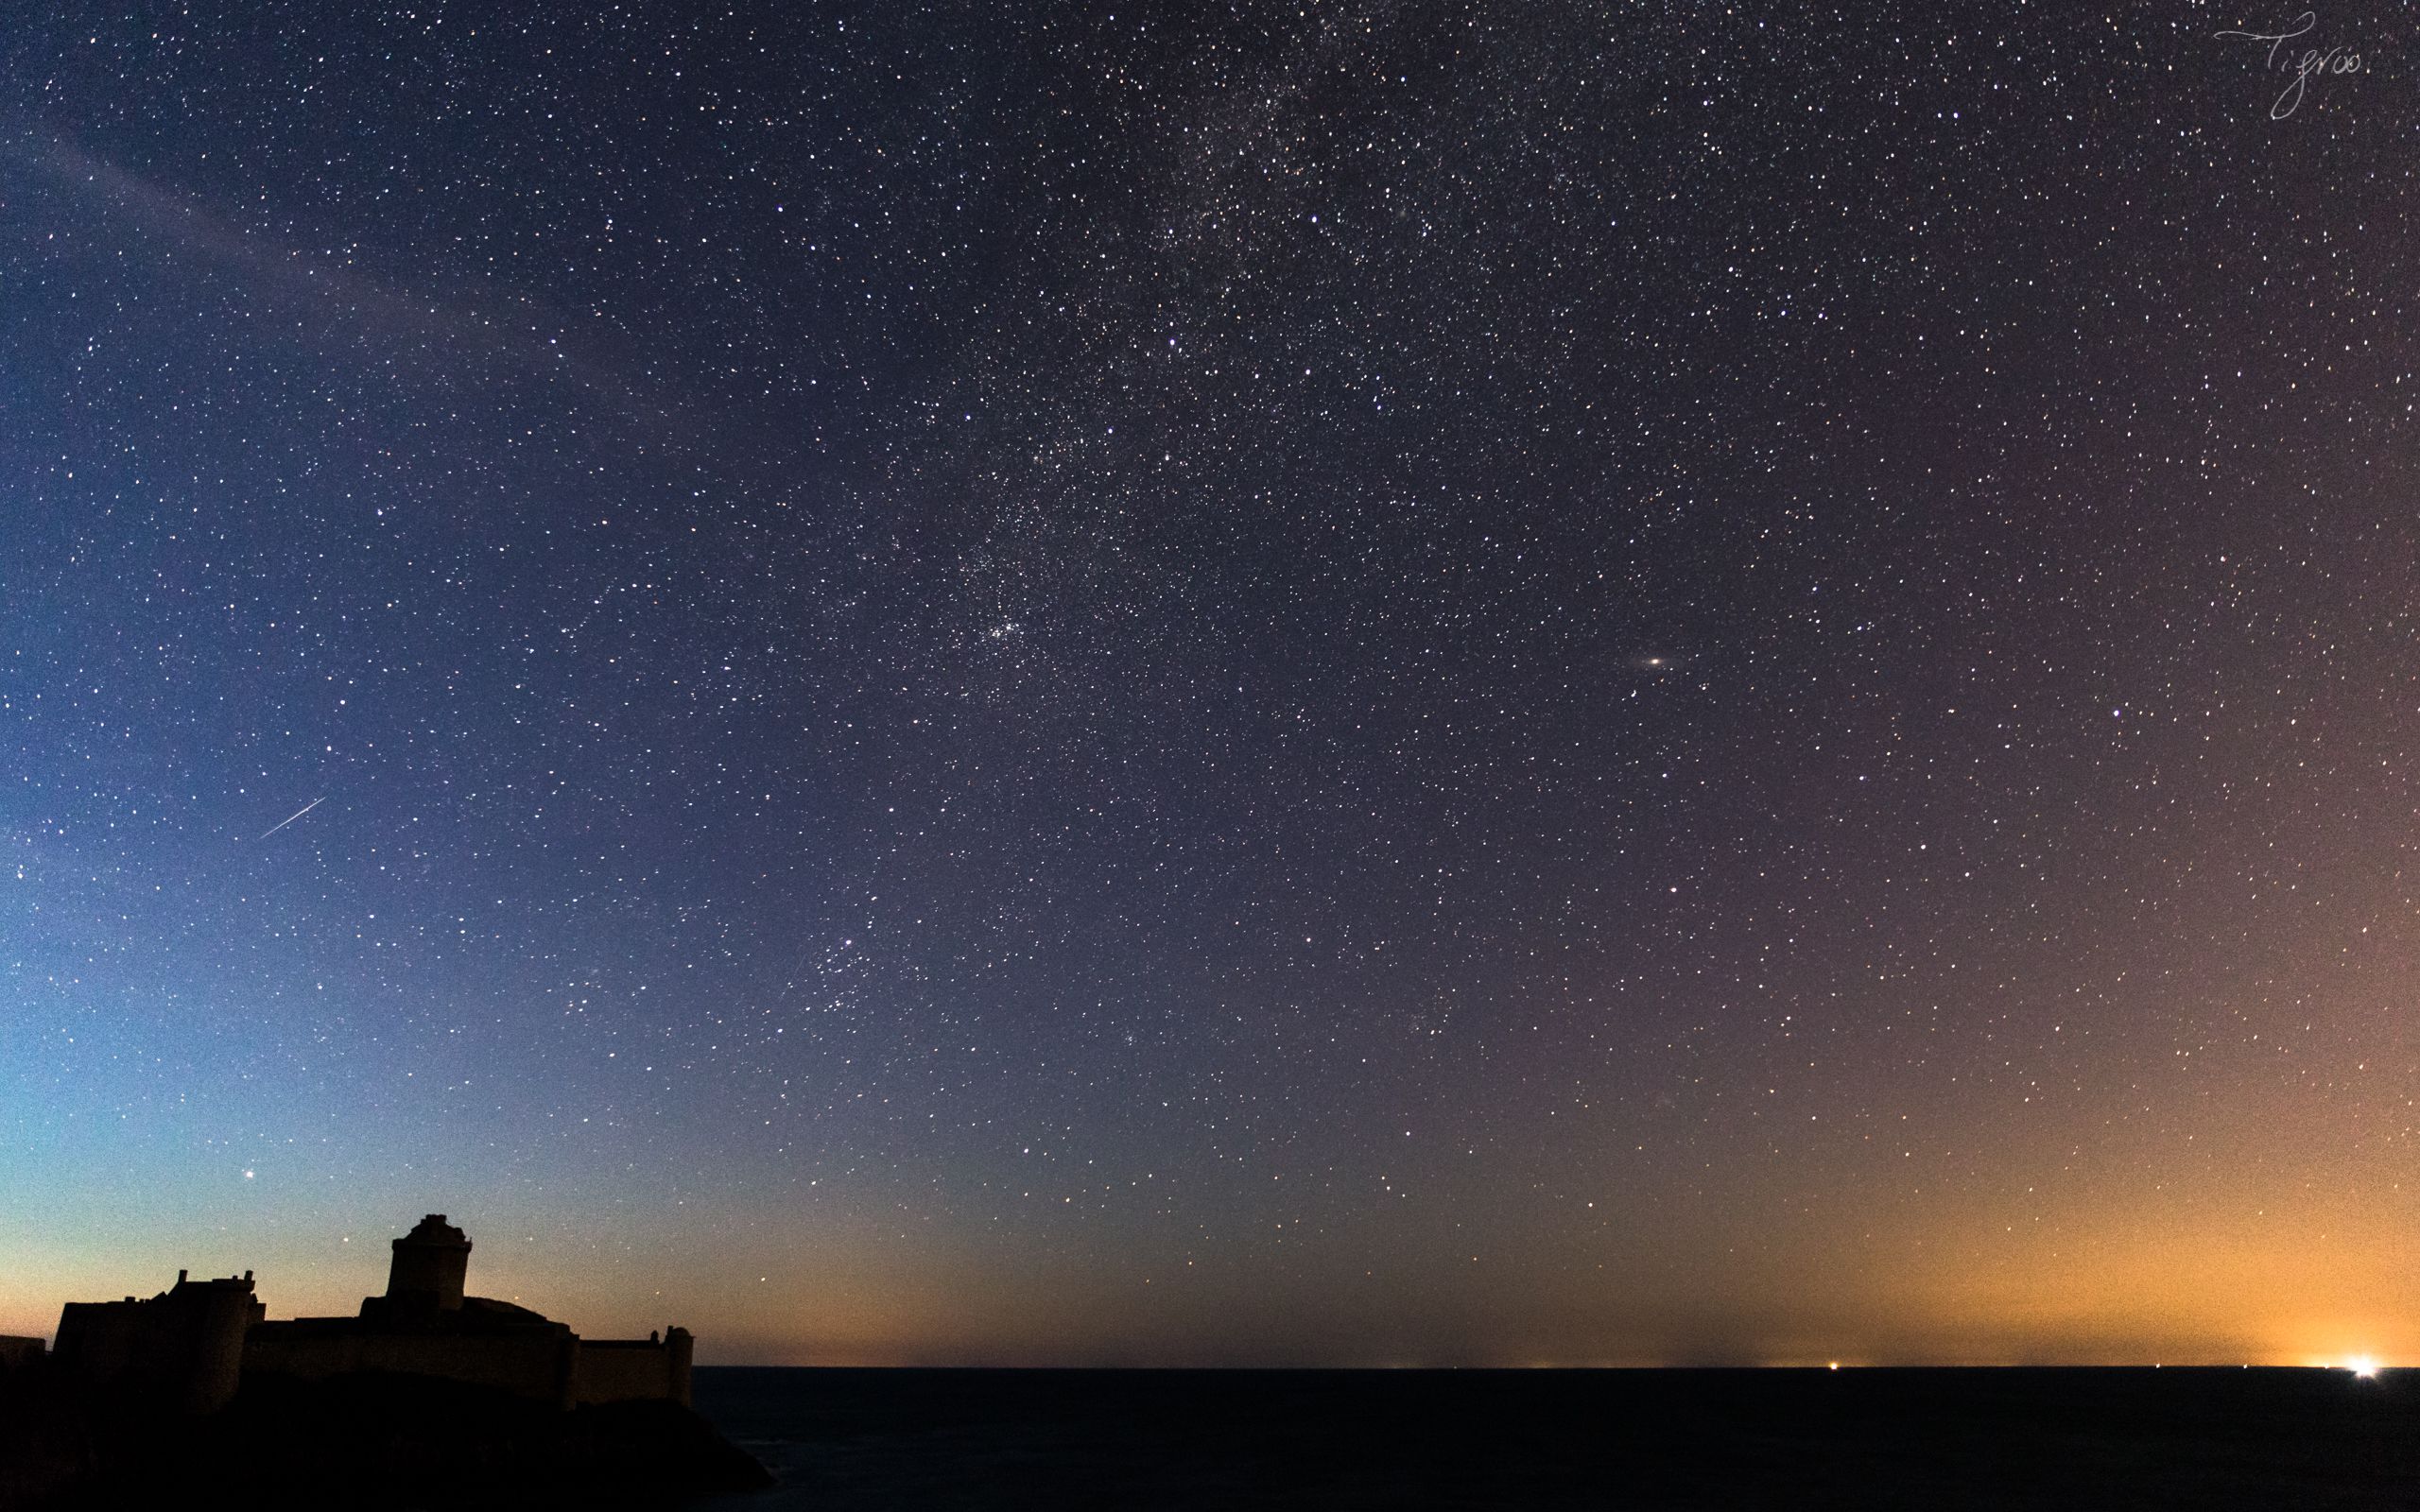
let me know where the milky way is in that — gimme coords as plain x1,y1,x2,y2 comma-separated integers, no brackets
3,4,2414,1366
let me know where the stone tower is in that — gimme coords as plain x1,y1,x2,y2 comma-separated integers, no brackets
52,1270,266,1415
386,1214,472,1311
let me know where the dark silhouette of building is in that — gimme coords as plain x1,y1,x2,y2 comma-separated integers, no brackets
0,1334,48,1378
20,1223,765,1509
46,1216,692,1415
244,1214,692,1408
375,1212,473,1313
52,1270,267,1415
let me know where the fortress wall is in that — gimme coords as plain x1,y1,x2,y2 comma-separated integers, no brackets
182,1290,262,1413
53,1302,146,1388
246,1327,574,1407
571,1338,684,1406
55,1285,261,1415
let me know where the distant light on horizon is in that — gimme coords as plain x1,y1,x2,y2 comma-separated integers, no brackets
2345,1355,2381,1380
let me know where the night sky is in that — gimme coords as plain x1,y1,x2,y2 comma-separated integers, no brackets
4,3,2415,1367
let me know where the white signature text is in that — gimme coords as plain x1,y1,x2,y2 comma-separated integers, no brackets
2214,11,2362,118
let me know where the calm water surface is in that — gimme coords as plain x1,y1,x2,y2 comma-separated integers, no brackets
691,1365,2419,1510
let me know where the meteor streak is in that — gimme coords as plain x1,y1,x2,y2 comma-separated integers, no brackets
256,796,324,840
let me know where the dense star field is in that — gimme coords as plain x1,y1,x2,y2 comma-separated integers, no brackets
3,3,2414,1366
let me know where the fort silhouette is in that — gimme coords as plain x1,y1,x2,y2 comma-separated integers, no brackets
46,1214,690,1415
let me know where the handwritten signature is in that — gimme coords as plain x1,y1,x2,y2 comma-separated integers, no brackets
2214,12,2363,118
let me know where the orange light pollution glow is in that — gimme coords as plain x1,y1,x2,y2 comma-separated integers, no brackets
10,1104,2409,1370
6,898,2415,1368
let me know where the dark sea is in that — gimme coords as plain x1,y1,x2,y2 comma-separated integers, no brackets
690,1365,2420,1510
